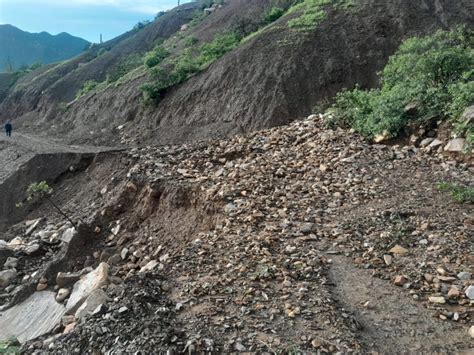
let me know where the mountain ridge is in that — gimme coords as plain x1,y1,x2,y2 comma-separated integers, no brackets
0,24,90,71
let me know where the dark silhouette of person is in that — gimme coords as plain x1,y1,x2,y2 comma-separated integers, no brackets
5,122,12,137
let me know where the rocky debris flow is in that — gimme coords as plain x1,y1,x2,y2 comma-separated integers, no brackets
8,115,473,353
0,219,77,308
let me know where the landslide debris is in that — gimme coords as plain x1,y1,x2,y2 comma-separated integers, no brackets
3,114,470,353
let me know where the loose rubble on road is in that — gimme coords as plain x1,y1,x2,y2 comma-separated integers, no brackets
0,114,472,353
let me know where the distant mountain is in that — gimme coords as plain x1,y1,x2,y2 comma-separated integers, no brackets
0,24,90,71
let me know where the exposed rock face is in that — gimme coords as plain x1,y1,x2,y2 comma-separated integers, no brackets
0,291,66,343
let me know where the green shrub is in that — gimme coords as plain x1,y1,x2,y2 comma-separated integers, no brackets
76,80,99,99
185,36,199,47
265,7,285,23
142,33,241,103
329,27,474,140
144,45,170,68
288,0,331,30
0,338,20,354
437,182,474,203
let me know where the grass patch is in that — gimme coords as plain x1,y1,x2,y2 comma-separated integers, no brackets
75,80,99,99
327,27,474,141
142,32,241,103
437,182,474,203
0,338,20,354
287,0,356,31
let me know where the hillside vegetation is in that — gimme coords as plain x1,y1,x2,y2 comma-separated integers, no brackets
0,0,473,147
329,27,474,144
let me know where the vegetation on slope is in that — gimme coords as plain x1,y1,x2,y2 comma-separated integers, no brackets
437,181,474,203
328,27,474,143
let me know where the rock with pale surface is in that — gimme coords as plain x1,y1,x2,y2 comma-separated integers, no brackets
56,271,81,288
66,262,109,313
0,269,17,288
465,285,474,300
0,291,66,343
74,289,109,319
389,245,409,256
444,138,466,152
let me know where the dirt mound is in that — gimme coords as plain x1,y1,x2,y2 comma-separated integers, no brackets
2,0,473,146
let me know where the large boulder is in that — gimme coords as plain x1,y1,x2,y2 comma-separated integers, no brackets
65,262,109,314
0,291,66,343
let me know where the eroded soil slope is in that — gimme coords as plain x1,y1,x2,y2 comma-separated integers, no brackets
1,0,473,146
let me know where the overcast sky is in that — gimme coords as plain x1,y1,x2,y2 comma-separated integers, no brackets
0,0,192,42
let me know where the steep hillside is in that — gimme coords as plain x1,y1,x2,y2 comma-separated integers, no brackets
0,25,90,71
1,0,473,147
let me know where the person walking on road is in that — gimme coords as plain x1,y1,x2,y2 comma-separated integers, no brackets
5,122,12,137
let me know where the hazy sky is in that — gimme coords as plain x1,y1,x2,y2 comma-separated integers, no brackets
0,0,192,42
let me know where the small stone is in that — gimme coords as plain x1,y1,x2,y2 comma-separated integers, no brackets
118,306,128,314
91,304,108,316
420,138,434,147
383,255,392,266
444,138,466,152
37,282,48,291
3,257,18,269
394,275,407,286
0,269,17,288
389,245,409,255
311,339,323,349
469,326,474,339
457,272,471,281
24,244,40,255
429,139,443,148
108,254,122,265
465,285,474,300
56,288,70,302
447,286,460,299
424,274,434,283
139,260,159,273
235,343,246,352
63,322,76,334
428,296,446,304
61,228,77,243
300,223,315,234
56,272,81,288
121,248,129,260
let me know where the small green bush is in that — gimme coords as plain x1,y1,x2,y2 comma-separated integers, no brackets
185,36,199,47
265,7,285,23
288,0,331,31
76,80,99,99
144,45,170,68
0,338,20,354
329,27,474,140
437,182,474,203
142,33,241,103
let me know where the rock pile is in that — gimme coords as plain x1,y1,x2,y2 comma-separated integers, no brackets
4,114,472,353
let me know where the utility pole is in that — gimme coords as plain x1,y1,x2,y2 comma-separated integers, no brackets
178,0,180,5
100,34,103,44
